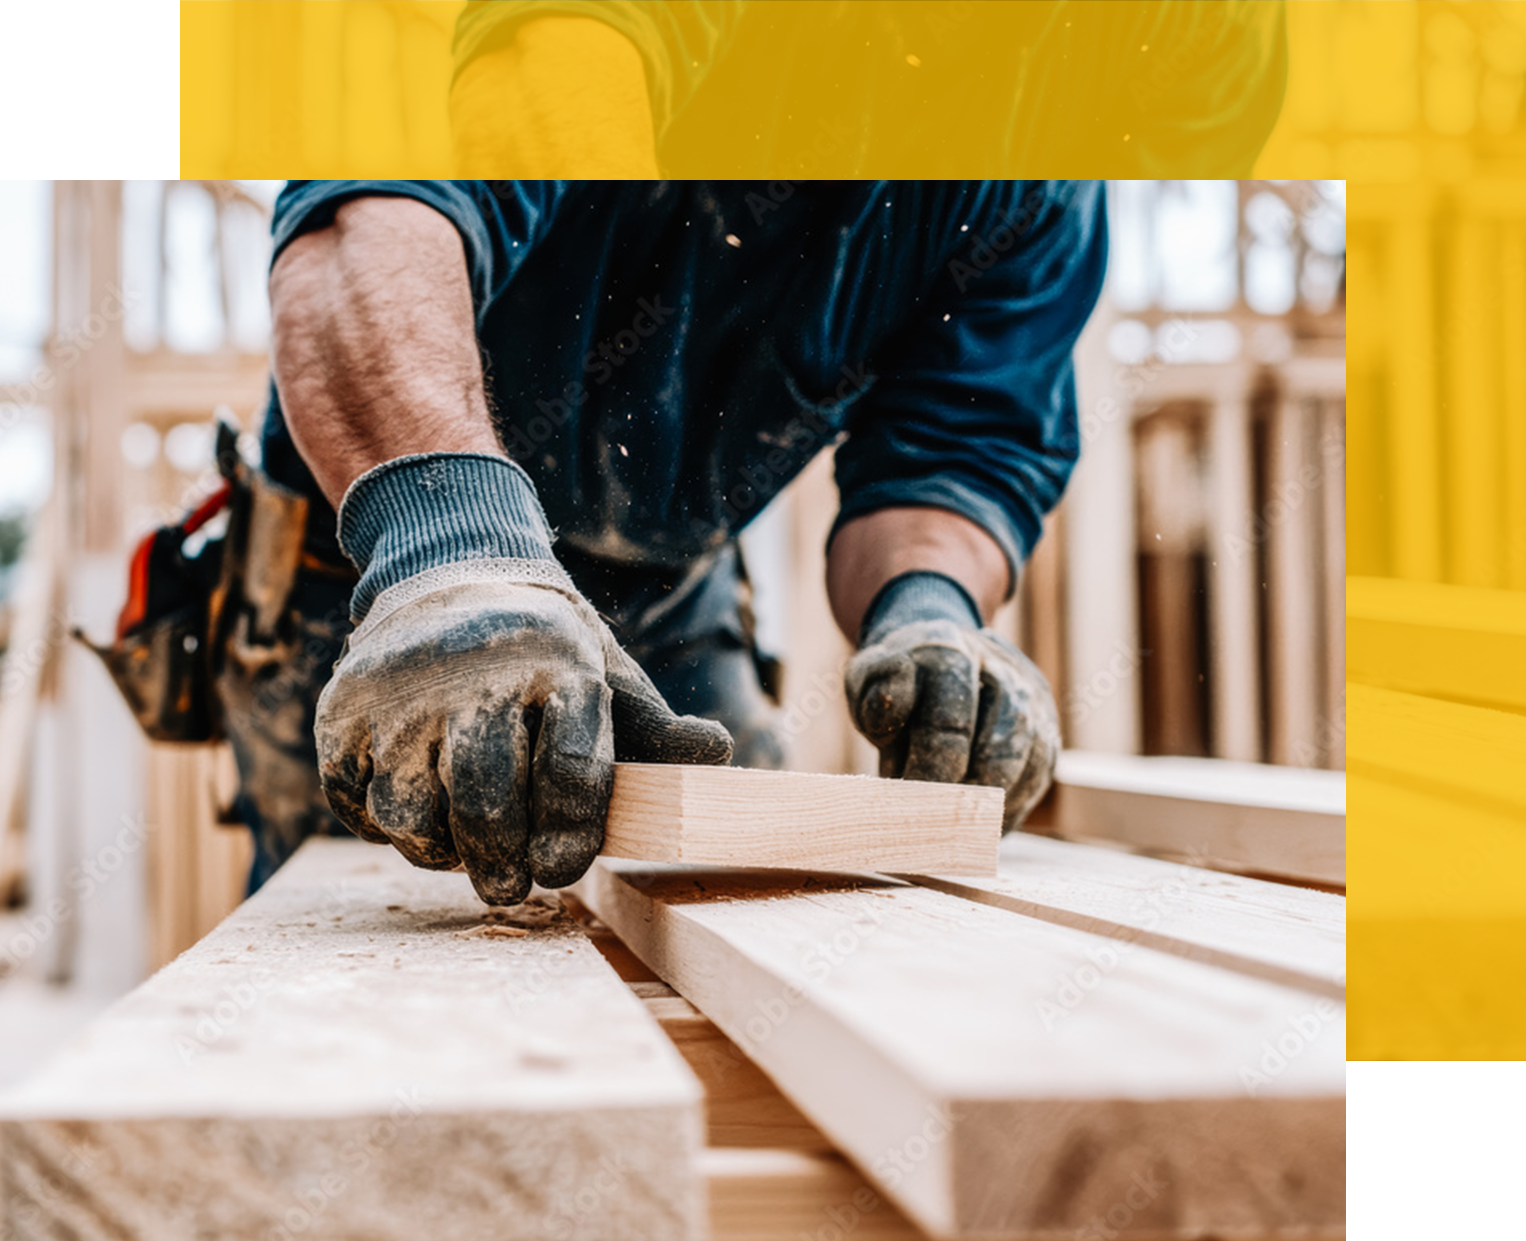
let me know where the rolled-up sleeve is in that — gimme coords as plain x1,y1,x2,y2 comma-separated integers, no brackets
271,180,570,318
452,1,744,140
831,181,1108,586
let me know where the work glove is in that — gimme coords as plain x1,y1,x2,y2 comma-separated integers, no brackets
316,454,732,905
844,571,1059,832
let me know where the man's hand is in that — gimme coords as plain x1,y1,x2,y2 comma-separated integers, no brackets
843,572,1059,832
317,470,730,906
271,205,728,905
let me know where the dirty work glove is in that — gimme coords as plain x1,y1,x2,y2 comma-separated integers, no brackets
844,571,1059,832
316,454,732,905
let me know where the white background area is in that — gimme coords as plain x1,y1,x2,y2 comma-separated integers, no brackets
1350,1060,1517,1238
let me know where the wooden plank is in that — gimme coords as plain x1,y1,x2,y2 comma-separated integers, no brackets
124,350,270,422
1317,399,1346,769
705,1148,925,1241
0,839,704,1241
644,992,830,1151
1014,510,1066,710
780,450,863,777
576,917,664,984
578,861,1345,1240
602,764,1002,876
704,1146,1333,1241
1050,750,1346,886
1137,550,1205,756
82,180,128,555
1265,393,1322,766
1205,387,1261,762
1062,298,1142,754
1347,574,1526,712
144,746,201,969
907,833,1344,999
571,895,828,1149
191,747,252,943
0,502,57,903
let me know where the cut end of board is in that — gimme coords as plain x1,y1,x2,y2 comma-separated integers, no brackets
601,764,1003,876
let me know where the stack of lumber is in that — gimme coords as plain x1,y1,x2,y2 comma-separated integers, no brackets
1347,575,1526,1057
1,765,1345,1239
1047,750,1346,889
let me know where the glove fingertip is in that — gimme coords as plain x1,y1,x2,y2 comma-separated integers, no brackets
614,711,734,766
470,865,533,907
318,748,388,843
851,670,917,745
683,716,734,766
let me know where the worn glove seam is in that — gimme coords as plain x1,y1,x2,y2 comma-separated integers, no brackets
858,570,983,647
353,557,587,643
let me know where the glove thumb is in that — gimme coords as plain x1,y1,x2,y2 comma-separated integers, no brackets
603,637,734,766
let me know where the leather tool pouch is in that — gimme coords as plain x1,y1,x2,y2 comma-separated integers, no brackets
78,419,310,744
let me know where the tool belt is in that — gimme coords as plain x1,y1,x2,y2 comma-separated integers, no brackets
78,418,353,743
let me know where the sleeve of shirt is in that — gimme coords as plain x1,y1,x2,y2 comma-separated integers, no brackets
261,180,572,517
270,180,571,319
831,181,1108,589
1125,0,1287,176
452,1,744,140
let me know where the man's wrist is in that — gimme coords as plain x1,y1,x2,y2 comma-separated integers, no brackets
858,571,983,648
338,453,556,622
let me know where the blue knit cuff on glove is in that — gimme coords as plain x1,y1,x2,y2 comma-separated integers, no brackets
337,453,557,622
858,571,983,648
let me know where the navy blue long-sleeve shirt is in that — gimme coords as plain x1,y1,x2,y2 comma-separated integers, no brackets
449,2,1286,178
263,180,1107,587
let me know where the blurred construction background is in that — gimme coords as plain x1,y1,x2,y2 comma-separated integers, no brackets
0,177,1346,1078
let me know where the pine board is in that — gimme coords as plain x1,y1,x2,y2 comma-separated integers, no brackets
0,840,704,1241
603,763,1002,876
577,860,1345,1239
907,832,1344,998
1051,751,1346,886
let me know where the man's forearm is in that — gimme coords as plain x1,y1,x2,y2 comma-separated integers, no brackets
450,16,660,178
269,197,503,509
826,508,1012,641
